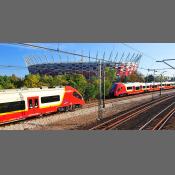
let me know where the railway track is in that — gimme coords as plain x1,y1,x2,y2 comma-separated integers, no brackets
89,94,175,130
84,93,150,108
1,89,175,130
84,89,175,109
139,102,175,130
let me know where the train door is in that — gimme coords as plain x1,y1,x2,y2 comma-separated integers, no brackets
27,96,40,116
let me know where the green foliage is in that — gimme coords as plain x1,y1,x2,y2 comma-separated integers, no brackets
104,67,116,96
23,74,41,88
0,75,16,89
145,74,168,82
64,74,88,95
144,75,154,82
124,72,145,82
10,74,23,88
84,77,99,100
0,67,116,101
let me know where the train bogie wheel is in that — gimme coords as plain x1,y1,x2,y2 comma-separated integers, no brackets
65,106,69,112
71,105,76,111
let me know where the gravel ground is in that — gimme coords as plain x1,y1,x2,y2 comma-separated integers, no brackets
0,89,175,130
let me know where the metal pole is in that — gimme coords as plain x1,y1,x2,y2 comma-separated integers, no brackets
102,59,105,108
89,51,91,80
159,71,166,96
152,69,156,100
160,74,162,96
98,59,103,120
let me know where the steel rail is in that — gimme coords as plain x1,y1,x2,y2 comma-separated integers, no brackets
89,95,174,130
84,89,175,109
139,102,175,130
105,97,175,130
153,108,175,130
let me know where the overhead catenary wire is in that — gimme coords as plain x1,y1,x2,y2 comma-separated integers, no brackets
0,64,27,69
156,59,175,70
121,43,157,61
139,67,173,71
15,43,121,64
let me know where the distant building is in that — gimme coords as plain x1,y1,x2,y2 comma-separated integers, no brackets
28,62,103,79
25,54,141,79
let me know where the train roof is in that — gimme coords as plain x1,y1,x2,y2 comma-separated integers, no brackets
0,86,65,94
115,82,175,86
0,86,67,103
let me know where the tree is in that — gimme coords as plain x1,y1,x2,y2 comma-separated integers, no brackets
0,76,15,89
64,74,88,95
53,75,68,86
10,74,23,88
23,74,41,88
104,67,116,97
145,75,154,82
127,72,144,82
40,75,55,87
84,77,99,100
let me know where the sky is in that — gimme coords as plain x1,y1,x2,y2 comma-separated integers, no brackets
0,43,175,77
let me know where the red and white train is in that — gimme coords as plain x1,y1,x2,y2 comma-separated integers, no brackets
110,81,175,97
0,86,85,124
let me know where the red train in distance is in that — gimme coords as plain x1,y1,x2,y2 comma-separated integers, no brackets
0,86,85,124
110,82,175,97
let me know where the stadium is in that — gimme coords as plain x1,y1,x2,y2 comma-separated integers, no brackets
25,53,142,79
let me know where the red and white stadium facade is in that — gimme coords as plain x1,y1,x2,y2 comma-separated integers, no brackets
0,86,85,124
110,82,175,97
115,62,138,77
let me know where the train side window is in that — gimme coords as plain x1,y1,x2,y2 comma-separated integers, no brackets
127,87,132,90
29,99,33,108
41,95,60,104
136,86,140,90
142,86,146,89
146,86,150,88
0,101,25,113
